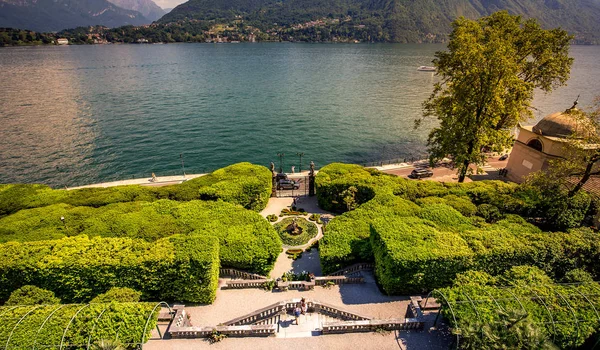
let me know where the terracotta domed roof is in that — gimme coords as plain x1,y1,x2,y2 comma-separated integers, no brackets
532,107,590,138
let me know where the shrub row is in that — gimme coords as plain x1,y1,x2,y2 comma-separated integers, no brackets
370,211,600,294
0,199,281,274
0,302,158,349
0,162,272,216
438,266,600,349
0,234,220,304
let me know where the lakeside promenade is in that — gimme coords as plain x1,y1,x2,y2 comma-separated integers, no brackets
66,156,509,190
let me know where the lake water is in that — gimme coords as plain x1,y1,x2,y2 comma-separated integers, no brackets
1,43,599,187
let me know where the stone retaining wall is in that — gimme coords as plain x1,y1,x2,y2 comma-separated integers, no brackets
322,318,424,334
219,268,267,280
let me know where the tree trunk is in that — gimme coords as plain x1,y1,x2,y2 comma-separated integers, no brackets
458,159,469,183
568,160,596,197
458,141,476,183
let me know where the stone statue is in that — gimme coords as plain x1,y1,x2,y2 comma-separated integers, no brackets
309,161,315,176
270,162,275,174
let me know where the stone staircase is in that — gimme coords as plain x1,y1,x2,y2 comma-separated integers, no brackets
168,299,424,339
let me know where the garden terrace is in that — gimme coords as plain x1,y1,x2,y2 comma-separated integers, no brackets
0,199,281,274
0,162,272,216
0,234,220,304
0,302,163,349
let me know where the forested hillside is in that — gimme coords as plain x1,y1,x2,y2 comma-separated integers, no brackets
158,0,600,43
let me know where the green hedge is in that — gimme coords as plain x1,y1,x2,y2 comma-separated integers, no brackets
320,194,421,273
315,163,396,212
0,162,272,216
0,234,220,304
316,163,520,212
90,287,142,303
274,217,318,246
370,213,600,294
5,285,60,305
0,303,158,349
439,267,600,349
0,199,281,274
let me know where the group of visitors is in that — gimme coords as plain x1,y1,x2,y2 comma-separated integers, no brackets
293,298,308,325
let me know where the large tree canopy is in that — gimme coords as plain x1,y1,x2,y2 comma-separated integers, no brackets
417,11,573,182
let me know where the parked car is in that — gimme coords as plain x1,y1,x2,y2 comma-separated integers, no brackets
277,179,300,190
275,173,288,182
499,154,509,161
408,168,434,179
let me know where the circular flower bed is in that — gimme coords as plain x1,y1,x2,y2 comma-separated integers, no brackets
274,217,318,246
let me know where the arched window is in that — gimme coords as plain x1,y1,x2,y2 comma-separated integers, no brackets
527,139,543,152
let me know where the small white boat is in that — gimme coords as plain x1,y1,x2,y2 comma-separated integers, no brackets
417,66,436,72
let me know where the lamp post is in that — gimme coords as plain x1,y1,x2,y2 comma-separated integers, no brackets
277,152,285,173
180,153,186,178
296,152,304,173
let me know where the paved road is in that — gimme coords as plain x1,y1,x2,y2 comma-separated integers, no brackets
381,156,510,182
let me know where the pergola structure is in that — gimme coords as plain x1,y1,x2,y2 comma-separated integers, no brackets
425,282,600,349
0,301,172,349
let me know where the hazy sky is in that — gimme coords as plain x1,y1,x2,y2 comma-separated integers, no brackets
154,0,186,10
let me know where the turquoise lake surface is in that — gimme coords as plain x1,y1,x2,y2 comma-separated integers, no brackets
1,43,599,187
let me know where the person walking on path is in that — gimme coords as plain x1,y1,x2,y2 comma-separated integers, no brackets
300,298,308,315
294,304,302,325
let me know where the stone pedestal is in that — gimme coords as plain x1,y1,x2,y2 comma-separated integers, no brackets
308,174,315,197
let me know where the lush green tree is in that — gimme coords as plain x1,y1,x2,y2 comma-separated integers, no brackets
416,11,573,182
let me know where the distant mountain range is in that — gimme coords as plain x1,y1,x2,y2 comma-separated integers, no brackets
0,0,165,32
1,0,599,43
159,0,600,43
106,0,166,21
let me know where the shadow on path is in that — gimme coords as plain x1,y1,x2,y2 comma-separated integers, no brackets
291,249,323,276
338,272,407,305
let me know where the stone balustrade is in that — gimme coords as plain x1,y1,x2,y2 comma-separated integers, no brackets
312,301,372,321
314,275,365,286
170,324,277,338
406,296,423,318
277,280,315,291
328,263,374,276
223,302,287,326
170,305,190,328
219,268,267,280
322,318,424,334
222,279,269,289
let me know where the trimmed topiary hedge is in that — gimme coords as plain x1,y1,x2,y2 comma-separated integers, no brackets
274,217,318,246
316,163,521,213
5,285,60,305
370,213,600,294
0,302,158,349
0,234,220,304
0,162,272,216
90,287,142,303
0,199,281,274
320,194,421,274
